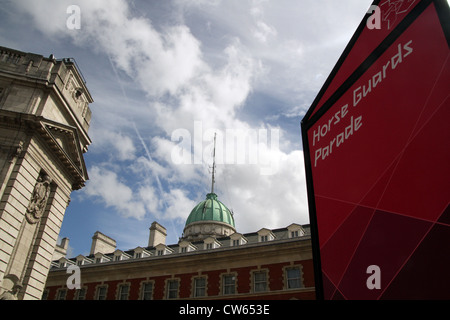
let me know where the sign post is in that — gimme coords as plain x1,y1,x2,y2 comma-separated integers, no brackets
301,0,450,299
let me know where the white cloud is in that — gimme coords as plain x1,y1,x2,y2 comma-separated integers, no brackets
13,0,205,98
138,185,160,216
252,20,277,43
8,0,372,249
90,128,136,161
250,0,277,43
150,136,204,184
84,166,146,220
216,150,309,233
163,189,198,222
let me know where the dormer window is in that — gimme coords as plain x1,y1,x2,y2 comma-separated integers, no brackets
75,255,92,266
257,228,275,243
203,237,221,250
178,241,196,253
58,257,75,268
230,233,248,247
287,223,305,238
94,252,111,264
155,244,174,256
133,247,151,259
113,249,131,262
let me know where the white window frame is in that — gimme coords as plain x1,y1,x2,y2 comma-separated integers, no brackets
193,277,207,298
140,281,154,300
252,270,268,293
96,285,108,300
257,228,275,242
166,279,179,299
285,266,304,289
222,274,236,295
117,283,130,300
75,287,86,300
57,288,67,300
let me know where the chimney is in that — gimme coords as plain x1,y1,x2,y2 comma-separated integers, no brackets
148,222,167,247
52,237,69,260
90,231,116,255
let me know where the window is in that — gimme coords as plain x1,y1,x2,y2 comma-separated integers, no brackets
75,288,86,300
179,242,196,253
77,260,83,266
157,250,164,256
230,234,247,246
96,286,107,300
222,275,236,295
135,252,142,259
287,224,305,238
167,279,179,299
257,229,275,242
286,267,303,289
115,255,121,261
141,282,153,300
204,238,221,250
117,284,130,300
253,271,268,292
57,289,67,300
193,277,207,297
95,257,101,264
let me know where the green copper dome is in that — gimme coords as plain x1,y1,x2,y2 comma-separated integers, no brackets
185,193,235,228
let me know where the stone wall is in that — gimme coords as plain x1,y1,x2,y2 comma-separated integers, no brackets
0,46,92,300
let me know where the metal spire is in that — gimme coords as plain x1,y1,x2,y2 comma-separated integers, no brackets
210,133,216,194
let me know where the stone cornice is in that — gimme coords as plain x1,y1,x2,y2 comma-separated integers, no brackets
0,109,88,190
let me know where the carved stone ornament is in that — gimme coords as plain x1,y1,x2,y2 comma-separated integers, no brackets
26,173,52,224
8,141,23,163
0,274,22,300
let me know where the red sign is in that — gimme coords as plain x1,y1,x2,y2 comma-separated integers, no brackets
302,0,450,299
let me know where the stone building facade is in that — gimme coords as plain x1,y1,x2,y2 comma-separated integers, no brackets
44,192,315,300
44,223,315,300
0,46,93,299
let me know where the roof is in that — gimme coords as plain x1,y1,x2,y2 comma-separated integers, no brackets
185,193,235,228
50,224,311,269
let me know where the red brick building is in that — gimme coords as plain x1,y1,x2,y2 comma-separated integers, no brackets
43,193,315,300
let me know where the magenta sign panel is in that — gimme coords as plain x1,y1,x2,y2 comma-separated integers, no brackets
301,0,450,299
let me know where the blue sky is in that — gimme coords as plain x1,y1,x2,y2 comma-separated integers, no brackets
1,0,374,257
